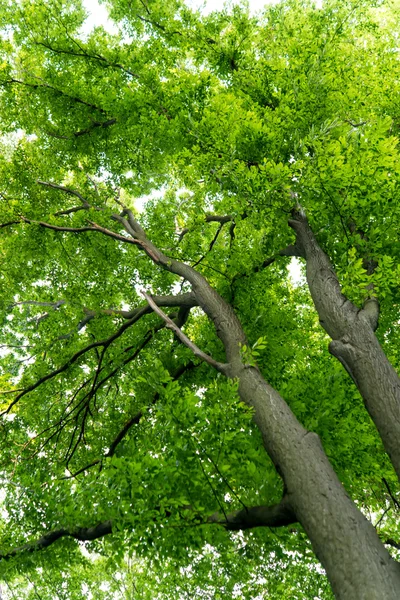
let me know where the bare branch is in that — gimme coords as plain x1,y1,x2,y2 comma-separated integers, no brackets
142,292,228,374
37,181,89,206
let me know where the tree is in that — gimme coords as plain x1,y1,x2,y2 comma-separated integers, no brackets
0,0,399,597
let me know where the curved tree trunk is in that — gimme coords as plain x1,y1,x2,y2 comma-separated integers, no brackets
21,209,400,599
117,209,400,599
288,212,400,482
238,367,400,600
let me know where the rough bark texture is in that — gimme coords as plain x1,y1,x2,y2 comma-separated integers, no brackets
123,210,400,599
18,209,400,599
288,212,400,483
237,367,400,600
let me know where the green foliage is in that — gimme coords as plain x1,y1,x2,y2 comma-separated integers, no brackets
0,0,397,597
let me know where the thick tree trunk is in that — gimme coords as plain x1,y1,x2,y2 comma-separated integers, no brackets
237,366,400,600
288,212,400,482
92,210,400,599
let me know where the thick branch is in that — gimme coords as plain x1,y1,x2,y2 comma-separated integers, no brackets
208,497,296,530
288,210,357,339
89,292,197,321
0,498,294,561
143,292,227,371
142,292,228,373
21,216,140,247
0,521,113,560
288,209,400,482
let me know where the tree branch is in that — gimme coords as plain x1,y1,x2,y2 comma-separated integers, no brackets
2,294,198,416
5,77,108,115
385,539,400,551
0,221,20,229
287,208,400,482
178,214,235,242
142,292,228,373
0,498,295,560
20,216,139,246
288,209,360,338
208,497,296,530
37,181,90,205
0,521,113,561
33,41,139,79
382,478,400,511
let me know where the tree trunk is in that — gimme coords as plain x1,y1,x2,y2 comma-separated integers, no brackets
237,366,400,599
288,212,400,482
33,209,400,599
119,209,400,599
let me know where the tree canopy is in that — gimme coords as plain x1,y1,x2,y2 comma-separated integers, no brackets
0,0,399,597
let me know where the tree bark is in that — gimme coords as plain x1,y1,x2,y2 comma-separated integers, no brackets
237,367,400,599
121,211,400,599
24,210,400,599
288,211,400,483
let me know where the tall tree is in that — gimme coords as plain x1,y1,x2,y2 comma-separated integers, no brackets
0,0,399,597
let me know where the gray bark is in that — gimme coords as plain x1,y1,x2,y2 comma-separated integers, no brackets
23,209,400,599
238,367,400,600
123,210,400,599
288,212,400,483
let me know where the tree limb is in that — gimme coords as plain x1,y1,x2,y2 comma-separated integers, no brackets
382,478,400,511
5,77,108,115
385,539,400,551
208,496,296,530
142,292,228,374
0,521,113,560
33,41,139,79
178,214,235,242
287,208,400,482
37,181,89,206
0,498,295,560
1,293,198,415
